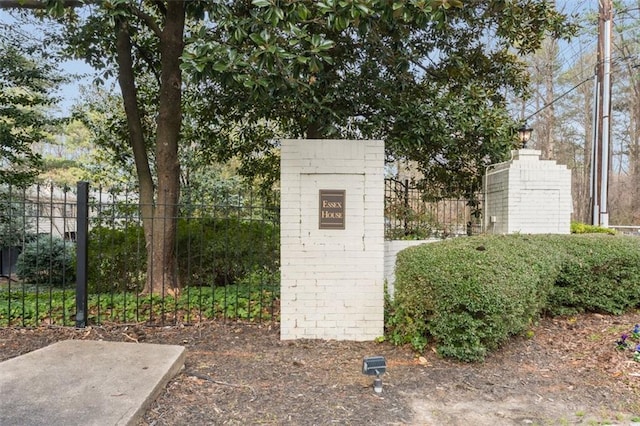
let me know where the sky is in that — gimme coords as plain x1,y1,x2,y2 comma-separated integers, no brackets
55,60,98,117
0,9,100,117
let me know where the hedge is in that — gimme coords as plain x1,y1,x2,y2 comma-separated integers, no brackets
387,234,640,362
548,235,640,315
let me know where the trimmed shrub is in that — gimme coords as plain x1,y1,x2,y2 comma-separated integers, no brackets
548,235,640,315
390,235,561,361
388,234,640,362
16,235,75,286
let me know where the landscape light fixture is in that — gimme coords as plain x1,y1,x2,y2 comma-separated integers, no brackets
517,124,533,149
362,356,386,394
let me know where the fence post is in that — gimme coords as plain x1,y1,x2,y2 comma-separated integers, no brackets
75,181,89,328
403,179,409,234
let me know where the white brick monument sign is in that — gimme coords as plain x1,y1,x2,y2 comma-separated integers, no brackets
484,149,572,234
280,139,385,341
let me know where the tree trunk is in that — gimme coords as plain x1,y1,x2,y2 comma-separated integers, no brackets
114,3,185,295
114,18,156,291
540,37,557,160
630,79,640,222
147,1,185,295
305,122,323,139
579,79,594,223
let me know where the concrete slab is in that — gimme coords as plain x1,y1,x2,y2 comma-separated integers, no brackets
0,340,185,426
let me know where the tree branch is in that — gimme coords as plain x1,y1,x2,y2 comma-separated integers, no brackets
127,3,162,38
0,0,86,9
131,40,161,85
152,0,166,17
1,0,163,41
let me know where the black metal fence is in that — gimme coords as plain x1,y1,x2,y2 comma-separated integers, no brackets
1,179,478,327
384,178,482,239
0,182,280,327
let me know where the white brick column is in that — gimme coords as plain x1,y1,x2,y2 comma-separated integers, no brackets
484,149,572,234
280,139,385,341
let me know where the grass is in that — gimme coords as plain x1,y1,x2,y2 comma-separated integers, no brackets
0,283,280,327
587,333,602,342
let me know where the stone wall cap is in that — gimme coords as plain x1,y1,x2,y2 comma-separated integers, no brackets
512,149,542,160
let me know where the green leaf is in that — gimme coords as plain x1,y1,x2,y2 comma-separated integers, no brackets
335,15,348,30
310,34,321,47
308,57,320,73
274,7,285,21
317,39,335,51
233,27,247,42
355,3,371,14
212,62,228,72
251,0,271,7
249,33,266,45
260,29,271,43
297,4,309,20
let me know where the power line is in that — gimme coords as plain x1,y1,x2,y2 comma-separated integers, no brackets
524,74,595,122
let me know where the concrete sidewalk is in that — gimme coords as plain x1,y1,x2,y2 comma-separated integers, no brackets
0,340,185,426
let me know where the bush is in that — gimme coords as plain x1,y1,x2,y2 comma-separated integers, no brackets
571,221,616,235
16,235,75,286
87,217,279,293
388,234,640,362
176,217,279,288
88,225,146,293
547,235,640,315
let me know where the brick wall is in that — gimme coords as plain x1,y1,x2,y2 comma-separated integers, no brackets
484,149,572,234
280,139,384,341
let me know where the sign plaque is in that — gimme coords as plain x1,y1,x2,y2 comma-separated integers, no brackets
319,190,345,229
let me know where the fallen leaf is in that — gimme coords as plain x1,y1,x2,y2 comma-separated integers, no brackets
418,356,429,366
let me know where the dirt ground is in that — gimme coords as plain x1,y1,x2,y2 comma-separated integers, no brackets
1,311,640,425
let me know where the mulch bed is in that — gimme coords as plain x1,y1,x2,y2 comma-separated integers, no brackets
1,311,639,425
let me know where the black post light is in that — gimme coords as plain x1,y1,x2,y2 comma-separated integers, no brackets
362,356,386,393
517,124,533,149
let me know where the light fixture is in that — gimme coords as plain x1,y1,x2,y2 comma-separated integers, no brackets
517,124,533,149
362,355,386,394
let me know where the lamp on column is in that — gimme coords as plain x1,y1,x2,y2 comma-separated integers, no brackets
517,124,533,149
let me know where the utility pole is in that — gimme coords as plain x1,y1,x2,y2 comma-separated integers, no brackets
540,0,557,160
591,0,613,226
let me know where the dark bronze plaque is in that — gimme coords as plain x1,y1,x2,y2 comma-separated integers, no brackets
319,190,345,229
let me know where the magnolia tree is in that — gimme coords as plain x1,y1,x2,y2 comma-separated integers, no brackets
0,0,576,294
185,0,576,196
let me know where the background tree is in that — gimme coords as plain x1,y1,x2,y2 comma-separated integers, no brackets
0,37,62,186
0,25,64,253
73,81,247,205
554,46,597,223
528,36,561,160
36,119,93,186
522,1,640,226
71,84,149,190
611,3,640,224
